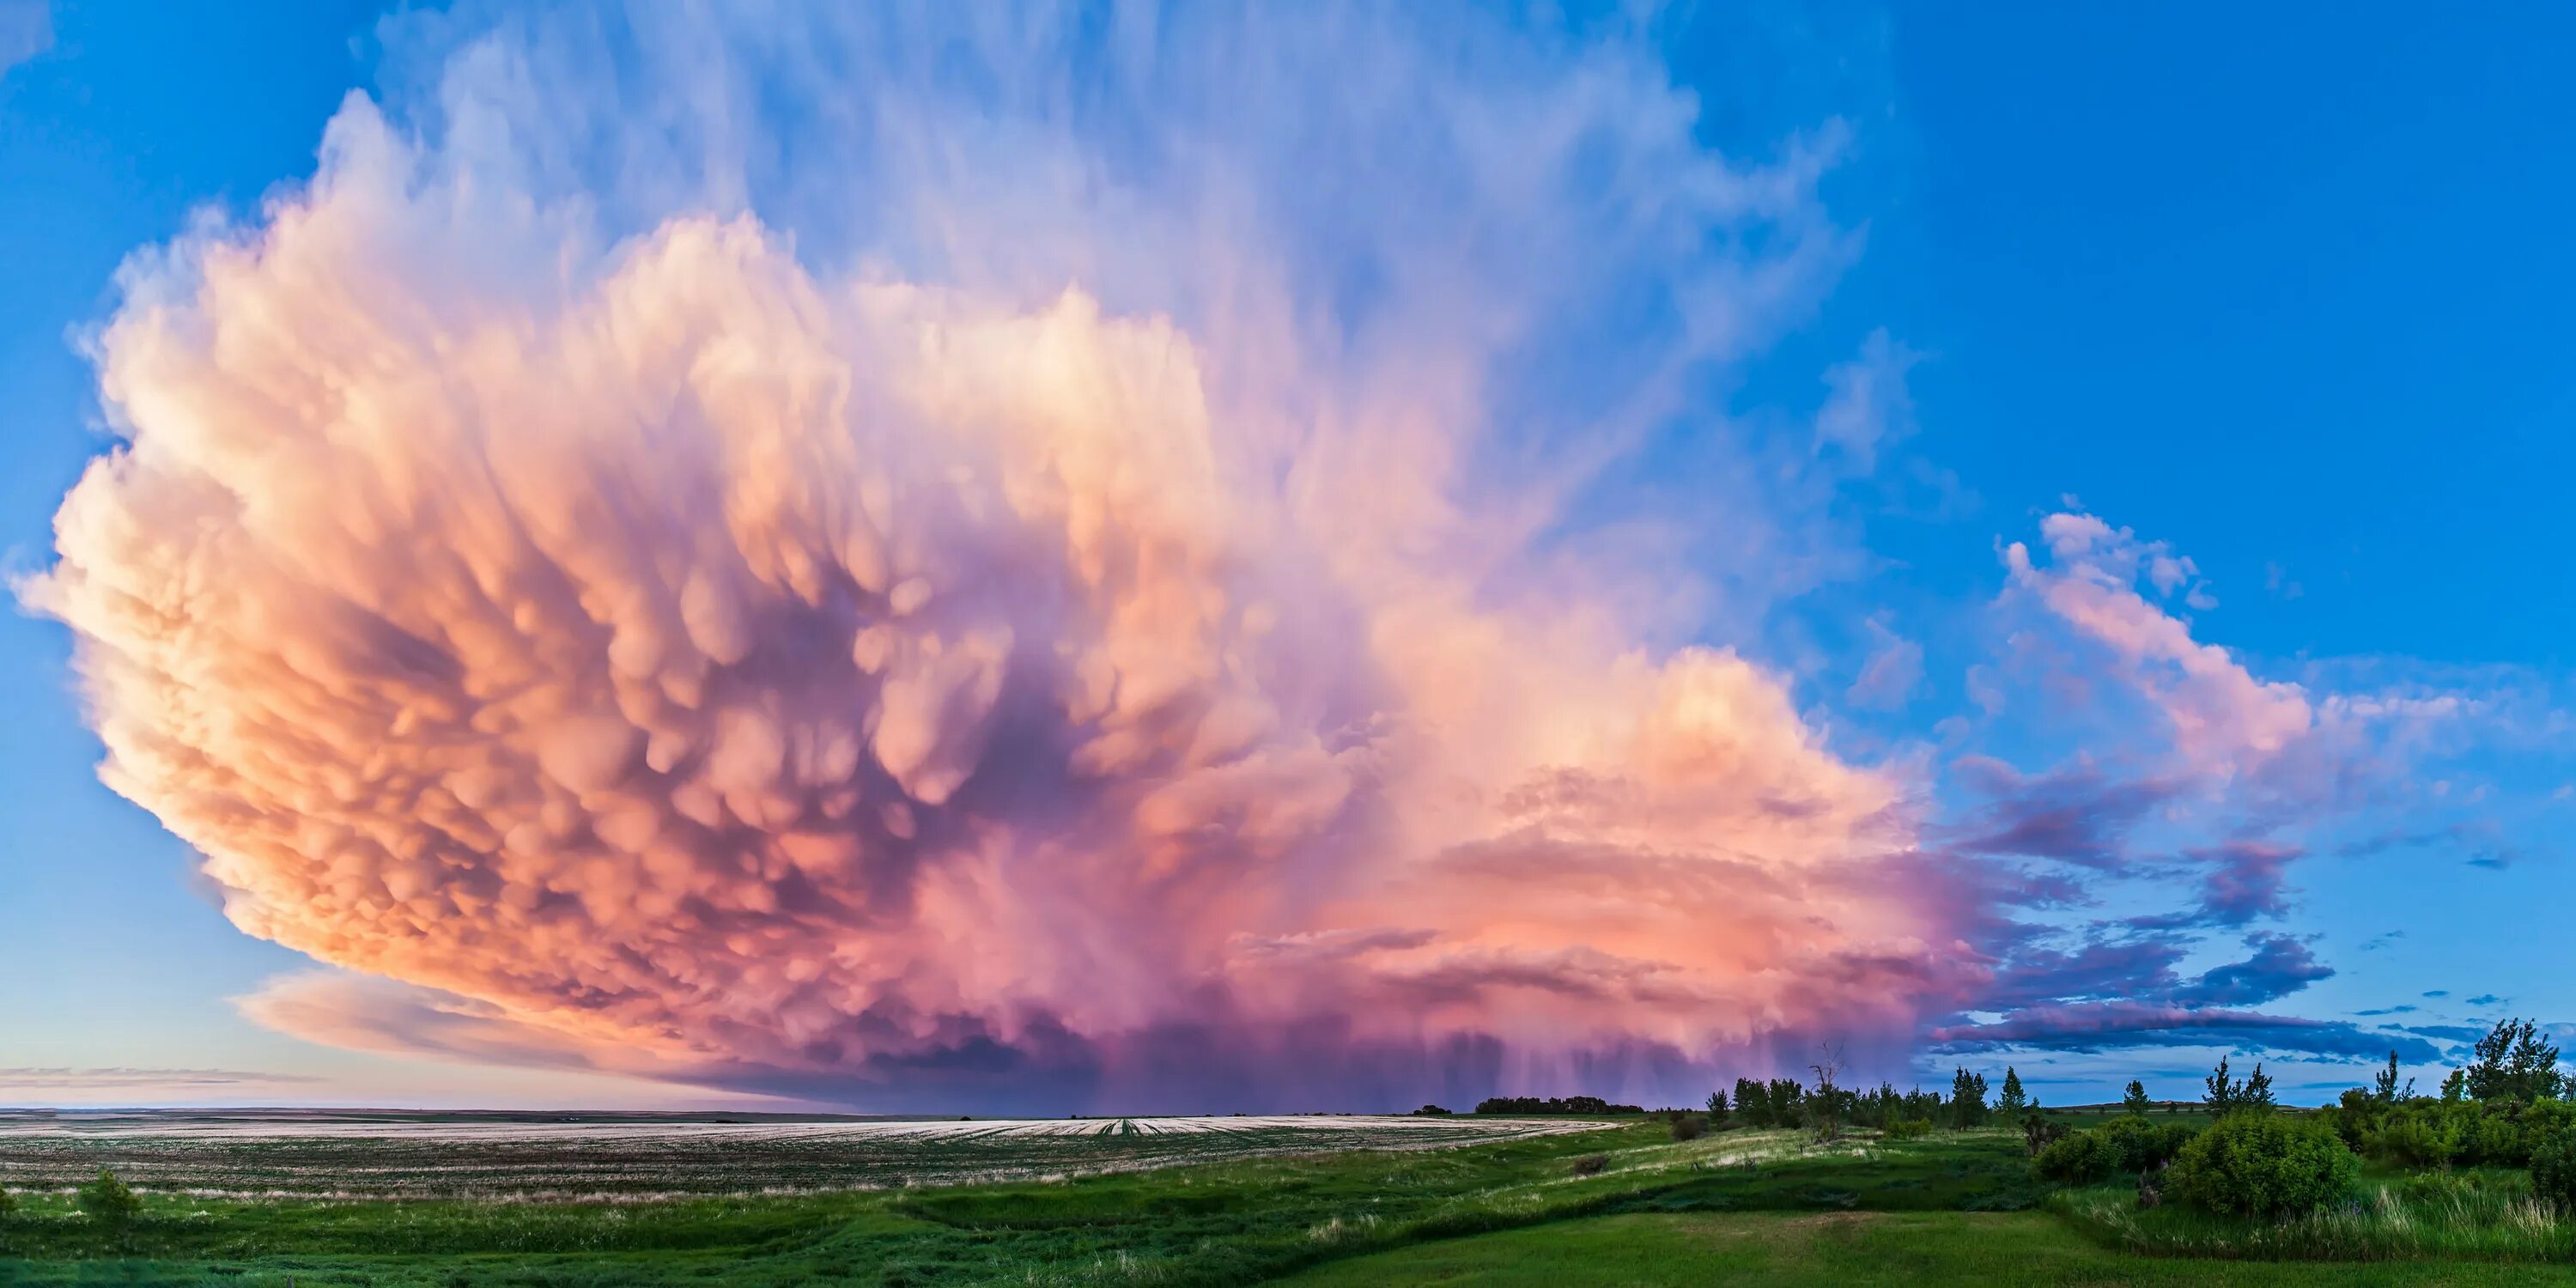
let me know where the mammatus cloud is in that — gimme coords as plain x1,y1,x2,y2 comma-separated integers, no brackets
28,3,1974,1111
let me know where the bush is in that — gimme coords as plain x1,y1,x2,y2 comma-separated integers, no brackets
2167,1112,2359,1218
2367,1104,2464,1168
1570,1153,1608,1176
76,1169,142,1221
2034,1130,2116,1184
0,1184,15,1218
2022,1115,2068,1157
1882,1117,1932,1141
2099,1115,2198,1173
1411,1103,1453,1116
1668,1112,1705,1142
2534,1128,2576,1214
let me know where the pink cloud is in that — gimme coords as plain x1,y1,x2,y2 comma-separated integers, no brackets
27,18,1978,1111
2004,513,2312,778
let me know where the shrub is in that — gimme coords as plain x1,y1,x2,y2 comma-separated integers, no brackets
2400,1168,2500,1207
1668,1112,1705,1142
0,1184,15,1218
2167,1112,2359,1218
2534,1127,2576,1214
2034,1129,2115,1184
2023,1115,2068,1157
1882,1117,1932,1141
2367,1103,2465,1168
2099,1115,2197,1173
76,1169,142,1222
1411,1103,1453,1116
1570,1153,1608,1176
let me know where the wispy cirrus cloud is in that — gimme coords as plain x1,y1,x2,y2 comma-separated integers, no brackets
0,1067,322,1090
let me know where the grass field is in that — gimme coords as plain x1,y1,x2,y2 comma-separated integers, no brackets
0,1111,2570,1285
0,1109,1596,1200
1279,1212,2576,1285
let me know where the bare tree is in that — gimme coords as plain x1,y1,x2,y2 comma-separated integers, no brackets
1807,1042,1848,1143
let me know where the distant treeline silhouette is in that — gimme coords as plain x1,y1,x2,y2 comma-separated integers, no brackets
1473,1095,1643,1115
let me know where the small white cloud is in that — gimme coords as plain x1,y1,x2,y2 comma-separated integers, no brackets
0,0,51,79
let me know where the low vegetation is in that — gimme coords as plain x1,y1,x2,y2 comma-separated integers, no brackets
0,1018,2566,1283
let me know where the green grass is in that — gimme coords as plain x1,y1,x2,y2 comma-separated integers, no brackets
1276,1211,2576,1286
0,1122,1692,1285
3,1120,2570,1285
2055,1169,2575,1264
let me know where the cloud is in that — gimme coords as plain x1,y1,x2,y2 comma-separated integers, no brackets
2127,840,2300,931
1947,756,2179,869
2396,1024,2489,1043
0,0,48,79
1848,618,1923,711
1973,935,2187,1012
2002,514,2311,780
26,2,1970,1112
2466,994,2504,1007
1928,1004,2436,1063
2172,934,2331,1007
0,1067,322,1089
1814,329,1919,476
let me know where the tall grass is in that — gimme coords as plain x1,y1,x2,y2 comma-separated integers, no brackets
2055,1171,2576,1263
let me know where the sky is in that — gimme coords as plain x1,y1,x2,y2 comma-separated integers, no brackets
0,0,2570,1114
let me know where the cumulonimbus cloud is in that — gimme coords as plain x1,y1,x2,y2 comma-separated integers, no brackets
26,3,1980,1110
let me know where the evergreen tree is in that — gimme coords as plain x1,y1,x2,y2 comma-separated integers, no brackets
1949,1067,1989,1128
2241,1061,2275,1109
1768,1078,1806,1129
1704,1087,1729,1126
2203,1055,2242,1112
2371,1051,2414,1104
2121,1079,2153,1115
2440,1068,2467,1103
1996,1067,2028,1115
2465,1018,2566,1103
1734,1077,1771,1128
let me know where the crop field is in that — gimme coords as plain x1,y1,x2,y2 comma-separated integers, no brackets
0,1109,1601,1200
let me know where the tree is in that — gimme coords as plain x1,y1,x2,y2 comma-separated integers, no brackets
1768,1078,1806,1129
1705,1086,1730,1127
2123,1079,2154,1115
2465,1018,2566,1103
1996,1067,2029,1115
1808,1043,1848,1142
1734,1077,1771,1128
2371,1051,2415,1105
2242,1061,2275,1110
76,1169,141,1222
1950,1067,1989,1128
2203,1055,2243,1112
2441,1068,2468,1103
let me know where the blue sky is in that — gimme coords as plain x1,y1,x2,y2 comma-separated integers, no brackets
2,0,2570,1110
